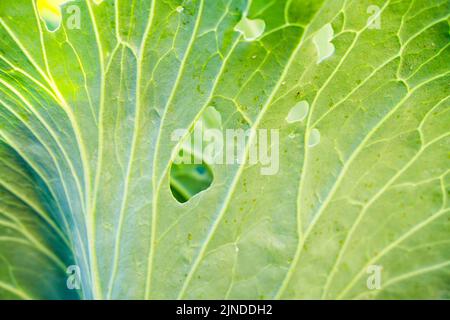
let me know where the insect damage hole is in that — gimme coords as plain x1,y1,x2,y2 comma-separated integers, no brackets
286,100,309,123
234,16,266,41
170,153,214,204
169,106,222,203
313,23,335,64
308,128,321,148
37,0,76,32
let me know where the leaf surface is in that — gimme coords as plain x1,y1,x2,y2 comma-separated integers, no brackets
0,0,449,299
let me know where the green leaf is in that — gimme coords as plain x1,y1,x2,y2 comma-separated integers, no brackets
0,0,449,300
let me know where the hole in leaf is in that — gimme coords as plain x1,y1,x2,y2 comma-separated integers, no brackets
169,106,222,203
36,0,69,32
313,23,335,64
36,0,62,32
234,16,266,41
308,128,321,148
286,100,309,123
170,153,213,204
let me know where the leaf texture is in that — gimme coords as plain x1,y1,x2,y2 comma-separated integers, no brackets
0,0,449,299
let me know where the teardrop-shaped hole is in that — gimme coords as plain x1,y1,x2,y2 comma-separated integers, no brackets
170,151,213,203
